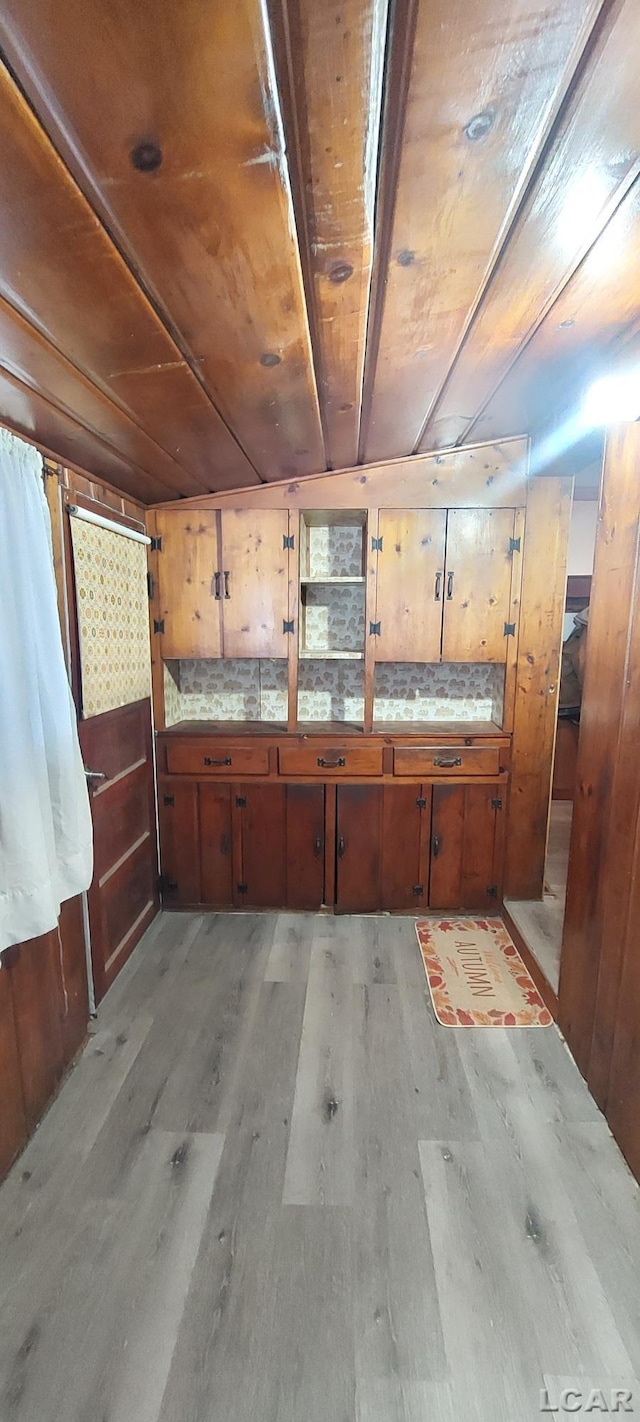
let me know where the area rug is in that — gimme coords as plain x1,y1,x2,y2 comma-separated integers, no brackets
415,918,552,1027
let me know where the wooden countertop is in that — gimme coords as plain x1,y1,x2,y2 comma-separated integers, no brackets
159,719,506,738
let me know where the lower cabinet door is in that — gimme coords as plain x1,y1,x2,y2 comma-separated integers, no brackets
158,780,201,906
236,784,287,908
336,786,383,913
381,785,430,910
199,783,233,907
429,784,502,910
285,784,325,910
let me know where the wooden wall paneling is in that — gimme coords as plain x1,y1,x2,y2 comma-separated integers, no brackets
374,509,447,662
154,510,222,660
363,507,379,732
501,507,525,734
269,0,387,470
504,477,572,899
0,60,256,498
285,784,326,910
287,509,300,729
8,932,65,1132
473,176,640,448
380,784,429,910
335,785,382,912
158,781,201,907
220,509,290,658
147,509,166,731
605,811,640,1181
237,785,287,909
361,0,604,462
425,1,640,449
199,784,234,907
559,425,640,1080
0,962,27,1179
153,438,530,512
441,508,516,662
0,1,325,481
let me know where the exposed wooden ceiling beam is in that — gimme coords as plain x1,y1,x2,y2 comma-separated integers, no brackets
270,0,389,471
360,0,606,464
424,0,640,450
0,0,327,480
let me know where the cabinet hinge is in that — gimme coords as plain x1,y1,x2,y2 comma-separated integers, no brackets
153,618,165,634
416,796,427,809
486,884,499,899
412,884,424,897
163,794,175,807
147,571,154,600
283,534,295,549
369,620,381,636
235,795,247,807
491,797,503,811
371,535,383,551
150,535,162,551
503,622,516,637
236,883,248,895
509,536,521,554
283,619,295,633
159,873,177,897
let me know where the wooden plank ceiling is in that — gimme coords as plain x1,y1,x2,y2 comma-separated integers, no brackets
0,0,636,501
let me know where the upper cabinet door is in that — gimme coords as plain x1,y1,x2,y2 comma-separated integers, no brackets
442,509,515,662
155,510,221,658
375,510,447,662
220,509,290,658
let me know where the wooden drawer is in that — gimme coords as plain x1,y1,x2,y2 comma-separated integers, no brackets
278,743,383,777
166,740,270,776
393,745,501,777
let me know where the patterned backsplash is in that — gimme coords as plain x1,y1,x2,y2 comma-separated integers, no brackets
301,583,365,654
304,522,364,578
164,658,505,726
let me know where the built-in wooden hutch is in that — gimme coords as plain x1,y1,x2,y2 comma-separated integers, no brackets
147,438,571,916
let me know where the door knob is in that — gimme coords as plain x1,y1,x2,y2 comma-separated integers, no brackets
84,768,107,781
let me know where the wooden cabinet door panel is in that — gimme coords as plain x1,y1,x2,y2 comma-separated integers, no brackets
220,509,289,657
375,509,446,662
199,784,233,907
158,780,201,905
0,964,27,1179
336,786,382,913
286,785,325,910
237,784,287,908
430,785,500,911
381,785,430,910
442,509,515,662
155,510,221,658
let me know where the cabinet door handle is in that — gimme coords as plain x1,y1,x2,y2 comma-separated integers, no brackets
203,755,232,766
433,755,462,768
446,571,455,600
213,571,221,600
313,836,323,858
432,834,441,858
224,571,231,599
338,836,346,858
434,571,442,601
317,756,346,768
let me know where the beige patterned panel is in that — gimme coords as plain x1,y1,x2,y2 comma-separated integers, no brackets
70,517,151,718
307,524,364,578
374,663,505,724
163,658,288,725
298,659,365,722
302,584,365,653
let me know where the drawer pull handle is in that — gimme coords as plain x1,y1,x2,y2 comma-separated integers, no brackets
313,836,323,858
433,755,462,768
203,755,232,766
446,571,455,600
338,836,346,858
223,571,231,599
317,756,346,768
213,571,221,600
434,571,442,601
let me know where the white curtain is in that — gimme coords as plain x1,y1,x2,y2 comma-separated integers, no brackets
0,430,93,953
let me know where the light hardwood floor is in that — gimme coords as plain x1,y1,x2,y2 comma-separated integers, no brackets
1,910,639,1422
506,800,573,992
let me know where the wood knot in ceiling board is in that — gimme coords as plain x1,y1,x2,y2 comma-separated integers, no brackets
397,249,415,267
130,140,163,173
260,352,281,367
328,262,354,284
463,111,495,143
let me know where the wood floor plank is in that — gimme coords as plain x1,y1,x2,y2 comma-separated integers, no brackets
263,912,314,983
282,925,358,1206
